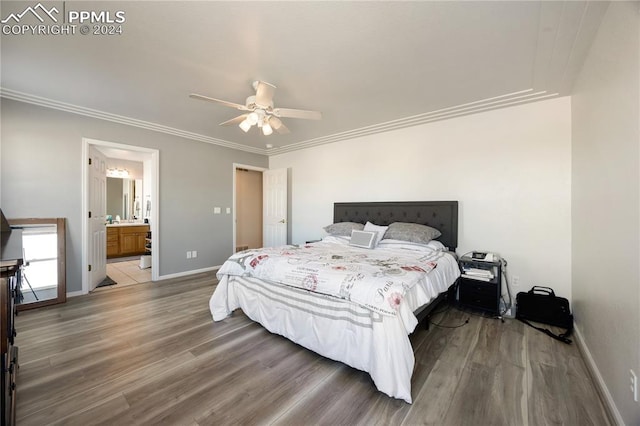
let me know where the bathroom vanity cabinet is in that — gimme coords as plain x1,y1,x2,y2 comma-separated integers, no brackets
107,224,150,258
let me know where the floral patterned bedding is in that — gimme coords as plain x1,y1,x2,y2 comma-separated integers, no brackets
216,240,441,317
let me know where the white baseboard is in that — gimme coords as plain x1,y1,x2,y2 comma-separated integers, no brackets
574,324,625,426
68,266,220,297
157,265,221,281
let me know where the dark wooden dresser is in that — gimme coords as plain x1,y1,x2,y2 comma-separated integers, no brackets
0,229,22,426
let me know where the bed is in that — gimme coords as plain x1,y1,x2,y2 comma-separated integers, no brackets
209,201,460,403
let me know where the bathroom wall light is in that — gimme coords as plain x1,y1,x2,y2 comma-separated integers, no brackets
106,168,130,178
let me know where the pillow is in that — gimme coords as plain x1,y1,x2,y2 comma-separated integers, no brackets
383,222,441,244
321,235,351,245
323,222,364,236
363,221,388,246
349,230,377,249
427,240,446,251
378,238,446,252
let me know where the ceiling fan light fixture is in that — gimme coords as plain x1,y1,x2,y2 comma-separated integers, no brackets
239,118,252,132
247,112,259,125
190,80,321,136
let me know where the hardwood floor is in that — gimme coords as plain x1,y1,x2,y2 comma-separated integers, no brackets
15,272,612,425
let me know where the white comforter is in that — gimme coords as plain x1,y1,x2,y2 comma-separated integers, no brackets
210,238,460,403
215,238,441,317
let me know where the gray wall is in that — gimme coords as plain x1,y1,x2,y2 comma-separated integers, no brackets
571,3,639,425
0,98,268,293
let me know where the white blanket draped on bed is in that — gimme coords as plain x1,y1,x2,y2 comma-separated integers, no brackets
210,238,460,403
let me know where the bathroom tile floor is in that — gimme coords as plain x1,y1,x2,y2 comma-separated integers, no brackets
98,259,152,291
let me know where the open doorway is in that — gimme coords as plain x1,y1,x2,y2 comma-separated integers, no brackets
235,168,263,251
103,157,150,288
82,138,159,294
233,164,266,253
233,164,289,253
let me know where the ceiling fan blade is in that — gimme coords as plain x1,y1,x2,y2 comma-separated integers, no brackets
189,93,249,111
219,114,248,126
254,81,276,108
269,116,290,134
273,108,322,120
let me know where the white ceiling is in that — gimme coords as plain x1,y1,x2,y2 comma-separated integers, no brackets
0,1,608,155
95,146,150,163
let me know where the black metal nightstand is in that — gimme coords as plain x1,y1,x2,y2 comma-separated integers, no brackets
457,256,502,315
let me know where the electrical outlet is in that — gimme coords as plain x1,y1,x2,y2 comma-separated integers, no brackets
512,275,520,287
192,250,197,258
186,251,192,259
631,370,638,402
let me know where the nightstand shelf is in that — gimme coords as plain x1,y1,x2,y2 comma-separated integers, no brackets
457,256,502,316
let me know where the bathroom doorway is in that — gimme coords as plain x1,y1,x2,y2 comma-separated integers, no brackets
82,138,159,294
103,161,150,289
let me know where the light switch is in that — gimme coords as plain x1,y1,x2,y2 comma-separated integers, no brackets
214,207,221,214
226,207,231,214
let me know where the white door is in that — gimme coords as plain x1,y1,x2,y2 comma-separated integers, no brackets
263,168,288,247
89,145,107,291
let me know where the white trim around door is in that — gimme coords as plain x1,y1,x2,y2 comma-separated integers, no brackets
232,163,268,255
81,138,160,294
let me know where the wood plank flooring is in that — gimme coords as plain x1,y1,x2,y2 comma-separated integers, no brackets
15,272,612,425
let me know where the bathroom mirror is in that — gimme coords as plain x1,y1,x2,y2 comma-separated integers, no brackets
8,218,66,311
107,177,143,221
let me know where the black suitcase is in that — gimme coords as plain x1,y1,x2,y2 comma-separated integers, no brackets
516,286,573,344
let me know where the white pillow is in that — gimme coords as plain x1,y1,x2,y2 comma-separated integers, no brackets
321,235,350,245
427,240,446,251
363,221,388,247
378,239,448,253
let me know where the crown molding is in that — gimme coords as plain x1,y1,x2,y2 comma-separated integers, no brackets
0,88,268,156
1,87,559,158
268,89,559,155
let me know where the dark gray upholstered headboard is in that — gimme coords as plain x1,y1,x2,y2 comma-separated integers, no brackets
333,201,458,251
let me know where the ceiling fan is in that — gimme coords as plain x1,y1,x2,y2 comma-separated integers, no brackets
190,81,322,136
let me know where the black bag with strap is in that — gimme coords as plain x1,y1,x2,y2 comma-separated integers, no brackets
516,286,573,344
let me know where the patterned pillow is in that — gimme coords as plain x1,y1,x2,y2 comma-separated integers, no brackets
323,222,364,236
363,222,389,246
383,222,442,244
